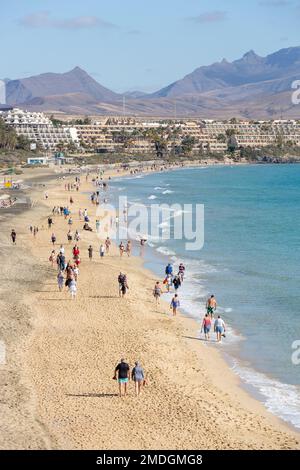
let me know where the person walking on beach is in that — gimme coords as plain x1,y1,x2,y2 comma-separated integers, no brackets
51,233,56,246
214,316,226,343
206,295,217,318
49,250,56,268
33,226,38,238
164,273,173,293
105,237,111,254
88,245,93,261
48,216,53,229
100,244,105,258
67,230,73,243
153,282,162,307
69,278,77,300
57,253,66,272
73,245,80,259
119,242,125,257
126,240,131,257
170,294,180,316
132,361,145,396
118,272,129,297
114,359,130,397
57,271,64,292
201,314,212,341
11,229,17,245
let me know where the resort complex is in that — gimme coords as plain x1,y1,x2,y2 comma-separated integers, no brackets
1,108,300,156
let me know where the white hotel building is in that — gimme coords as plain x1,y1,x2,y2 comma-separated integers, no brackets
0,108,79,150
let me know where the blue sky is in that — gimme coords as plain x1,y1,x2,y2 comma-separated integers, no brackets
1,0,300,92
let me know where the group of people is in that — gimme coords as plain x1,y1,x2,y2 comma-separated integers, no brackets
152,262,226,342
51,244,80,299
119,241,131,257
201,295,226,343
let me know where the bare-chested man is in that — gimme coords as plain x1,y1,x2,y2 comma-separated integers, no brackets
206,294,217,318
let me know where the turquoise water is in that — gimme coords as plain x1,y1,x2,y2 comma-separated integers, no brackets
108,164,300,428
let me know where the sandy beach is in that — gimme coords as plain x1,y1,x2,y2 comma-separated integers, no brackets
0,166,299,450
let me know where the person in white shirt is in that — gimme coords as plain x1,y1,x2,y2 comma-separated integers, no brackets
100,244,105,258
214,316,226,343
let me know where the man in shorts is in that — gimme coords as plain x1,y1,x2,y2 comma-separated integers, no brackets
114,359,130,397
206,294,217,318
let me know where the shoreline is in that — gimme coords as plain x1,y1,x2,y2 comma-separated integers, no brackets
0,166,299,449
107,166,300,434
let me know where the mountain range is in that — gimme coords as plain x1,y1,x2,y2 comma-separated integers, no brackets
2,47,300,118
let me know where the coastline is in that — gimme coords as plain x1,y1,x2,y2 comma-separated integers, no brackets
0,166,299,449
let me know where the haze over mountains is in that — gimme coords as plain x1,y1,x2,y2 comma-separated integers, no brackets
2,47,300,118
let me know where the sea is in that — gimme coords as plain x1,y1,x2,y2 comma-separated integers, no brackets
106,164,300,429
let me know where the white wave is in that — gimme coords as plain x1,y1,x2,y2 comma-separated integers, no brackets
148,195,157,200
232,361,300,429
162,190,174,195
154,186,164,190
156,246,176,256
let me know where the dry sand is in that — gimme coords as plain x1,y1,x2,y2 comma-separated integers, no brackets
0,167,299,450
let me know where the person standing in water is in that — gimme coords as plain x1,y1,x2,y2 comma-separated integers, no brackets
201,314,212,341
165,263,173,276
206,295,217,318
170,294,180,316
114,359,130,397
214,315,226,343
178,263,186,283
131,361,145,396
11,229,17,245
172,274,181,292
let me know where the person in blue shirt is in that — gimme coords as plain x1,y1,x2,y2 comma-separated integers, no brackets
165,263,173,276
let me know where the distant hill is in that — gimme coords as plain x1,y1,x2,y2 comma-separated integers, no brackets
5,67,120,106
3,47,300,118
149,47,300,98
